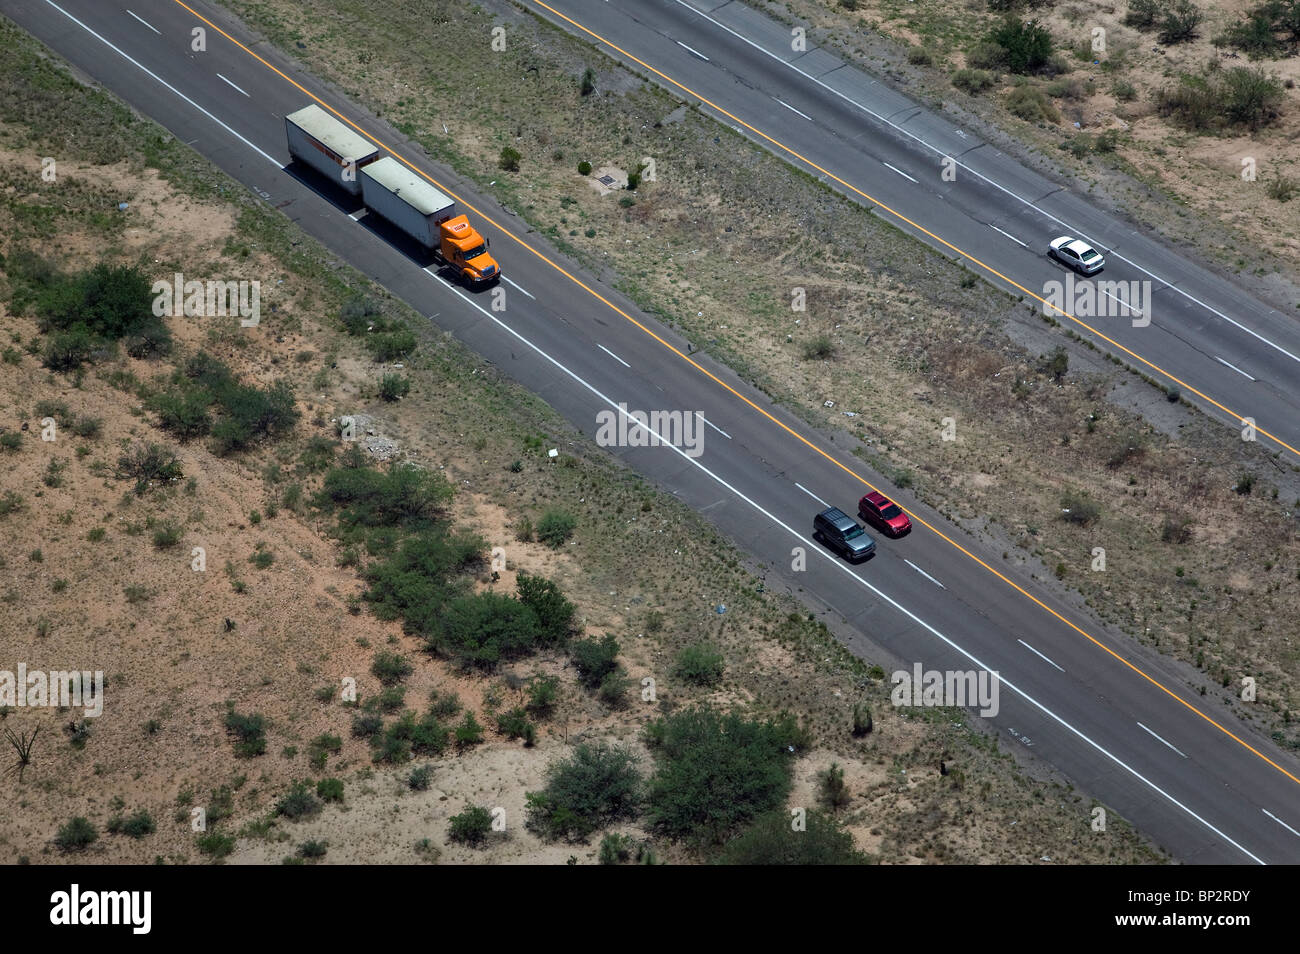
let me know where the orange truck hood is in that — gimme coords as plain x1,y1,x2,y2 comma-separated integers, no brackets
440,215,499,278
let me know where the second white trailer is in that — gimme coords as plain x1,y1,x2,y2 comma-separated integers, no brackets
284,104,379,196
359,156,458,250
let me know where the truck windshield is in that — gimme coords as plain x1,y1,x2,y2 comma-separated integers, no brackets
460,243,488,260
844,525,864,539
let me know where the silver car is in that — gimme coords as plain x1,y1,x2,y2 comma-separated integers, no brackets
1048,235,1104,275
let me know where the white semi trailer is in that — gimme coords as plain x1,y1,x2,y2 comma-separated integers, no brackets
284,104,379,196
359,156,457,247
359,156,500,284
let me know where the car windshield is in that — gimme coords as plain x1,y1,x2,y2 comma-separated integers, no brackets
844,525,864,539
880,504,903,519
461,243,488,260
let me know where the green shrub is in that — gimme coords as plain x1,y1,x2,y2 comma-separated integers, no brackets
1125,0,1164,28
379,373,410,402
352,713,383,739
527,675,559,716
55,816,97,852
819,762,851,810
316,778,344,802
70,416,102,439
578,160,593,175
1158,0,1203,43
598,832,634,864
717,808,870,864
535,508,577,548
525,742,641,841
1039,346,1069,381
448,806,494,845
367,328,418,363
412,711,452,755
496,707,535,742
223,706,268,758
675,643,725,687
150,386,212,440
371,651,414,686
1060,490,1102,525
297,840,328,859
645,707,794,844
580,68,596,96
196,832,236,858
425,591,541,669
852,702,873,736
454,711,484,749
107,810,156,838
320,462,456,529
1216,1,1294,59
499,147,522,172
43,327,97,372
571,634,620,688
1158,66,1283,131
116,442,183,495
967,40,1008,70
1006,83,1059,122
339,295,383,335
802,336,836,361
151,522,183,548
275,781,322,820
598,668,631,708
516,573,575,645
953,68,996,93
409,765,433,790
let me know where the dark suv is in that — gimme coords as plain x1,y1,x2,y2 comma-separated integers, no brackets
813,507,876,562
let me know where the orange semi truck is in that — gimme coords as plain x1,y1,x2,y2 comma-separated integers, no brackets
284,105,499,285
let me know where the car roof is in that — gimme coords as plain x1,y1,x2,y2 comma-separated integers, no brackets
1066,239,1097,256
864,491,890,506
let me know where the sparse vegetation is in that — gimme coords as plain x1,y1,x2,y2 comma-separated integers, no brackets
526,741,642,841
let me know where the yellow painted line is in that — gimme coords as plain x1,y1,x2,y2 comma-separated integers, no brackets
169,0,1300,788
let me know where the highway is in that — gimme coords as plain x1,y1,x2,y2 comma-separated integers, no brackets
5,0,1298,862
530,0,1300,463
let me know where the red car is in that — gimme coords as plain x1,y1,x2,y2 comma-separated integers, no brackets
858,491,911,537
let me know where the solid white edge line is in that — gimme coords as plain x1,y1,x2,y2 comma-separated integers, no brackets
1017,638,1065,672
1137,722,1189,759
668,0,1300,368
64,0,1270,864
46,0,281,168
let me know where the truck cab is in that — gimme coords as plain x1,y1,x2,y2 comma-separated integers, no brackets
439,216,499,284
